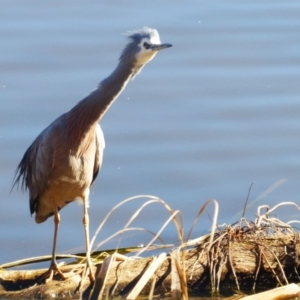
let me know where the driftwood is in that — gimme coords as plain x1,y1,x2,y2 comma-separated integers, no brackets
1,222,300,299
240,283,300,300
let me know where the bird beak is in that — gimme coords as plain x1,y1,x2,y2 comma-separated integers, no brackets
150,43,172,51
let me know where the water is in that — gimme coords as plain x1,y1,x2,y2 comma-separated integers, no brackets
1,0,300,270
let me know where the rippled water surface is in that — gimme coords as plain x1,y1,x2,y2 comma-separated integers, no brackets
1,1,300,270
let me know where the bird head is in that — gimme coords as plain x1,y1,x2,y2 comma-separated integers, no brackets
120,27,172,79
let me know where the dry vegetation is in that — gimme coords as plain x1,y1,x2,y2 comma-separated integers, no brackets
1,194,300,300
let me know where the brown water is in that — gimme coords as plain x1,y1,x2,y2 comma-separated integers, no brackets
1,0,300,279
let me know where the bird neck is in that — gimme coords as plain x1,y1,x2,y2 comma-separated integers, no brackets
100,60,135,109
66,60,137,155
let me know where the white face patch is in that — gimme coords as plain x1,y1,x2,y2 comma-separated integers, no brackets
135,32,162,65
149,29,161,45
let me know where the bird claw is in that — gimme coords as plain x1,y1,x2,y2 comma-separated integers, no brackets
87,267,95,283
39,261,67,283
80,263,95,283
87,258,96,282
77,262,95,293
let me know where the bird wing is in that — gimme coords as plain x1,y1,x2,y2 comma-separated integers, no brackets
92,124,105,184
12,124,54,213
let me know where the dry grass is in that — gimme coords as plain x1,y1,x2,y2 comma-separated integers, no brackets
1,190,300,299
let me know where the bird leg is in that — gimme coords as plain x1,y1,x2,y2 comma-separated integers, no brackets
41,207,66,283
82,196,95,282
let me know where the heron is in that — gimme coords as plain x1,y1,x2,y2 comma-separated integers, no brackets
12,27,172,282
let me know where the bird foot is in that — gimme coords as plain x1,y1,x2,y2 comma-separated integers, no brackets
79,263,95,283
77,263,95,293
86,258,96,283
40,261,70,283
87,267,95,283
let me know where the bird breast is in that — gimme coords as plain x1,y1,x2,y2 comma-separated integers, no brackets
52,132,97,189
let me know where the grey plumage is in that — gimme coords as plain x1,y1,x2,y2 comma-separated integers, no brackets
12,27,172,282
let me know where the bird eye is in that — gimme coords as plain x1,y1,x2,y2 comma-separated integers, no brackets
143,42,151,49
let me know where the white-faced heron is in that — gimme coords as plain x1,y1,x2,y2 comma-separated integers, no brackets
12,27,172,282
